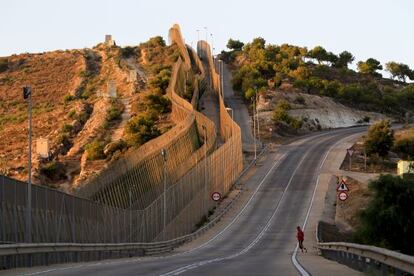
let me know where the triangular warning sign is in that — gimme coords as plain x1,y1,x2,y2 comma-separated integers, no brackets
337,181,349,191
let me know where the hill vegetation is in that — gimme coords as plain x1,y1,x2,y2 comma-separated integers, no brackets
354,174,414,255
221,38,414,118
0,36,184,190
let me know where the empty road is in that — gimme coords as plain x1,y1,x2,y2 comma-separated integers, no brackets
13,127,364,276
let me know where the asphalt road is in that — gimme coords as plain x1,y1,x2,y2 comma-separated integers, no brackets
13,127,365,276
221,64,256,149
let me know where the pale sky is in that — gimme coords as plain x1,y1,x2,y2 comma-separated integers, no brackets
1,0,413,76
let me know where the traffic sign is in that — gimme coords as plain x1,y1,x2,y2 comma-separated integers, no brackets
347,148,354,157
338,192,348,201
211,192,221,202
337,179,349,191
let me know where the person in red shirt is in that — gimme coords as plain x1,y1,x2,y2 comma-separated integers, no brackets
296,226,307,253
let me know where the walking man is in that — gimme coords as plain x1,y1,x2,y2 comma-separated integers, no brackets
296,226,307,253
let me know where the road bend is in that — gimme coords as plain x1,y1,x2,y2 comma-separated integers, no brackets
13,127,365,276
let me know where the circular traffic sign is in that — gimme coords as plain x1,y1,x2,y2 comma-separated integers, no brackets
211,192,221,202
338,192,348,201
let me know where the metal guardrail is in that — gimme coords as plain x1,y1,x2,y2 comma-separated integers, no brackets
317,242,414,275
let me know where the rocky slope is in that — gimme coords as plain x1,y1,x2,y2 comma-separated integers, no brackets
0,36,181,192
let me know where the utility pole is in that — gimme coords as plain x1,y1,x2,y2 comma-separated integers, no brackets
23,86,32,243
161,149,167,240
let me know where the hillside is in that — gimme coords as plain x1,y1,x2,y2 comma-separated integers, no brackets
220,38,414,136
0,36,182,191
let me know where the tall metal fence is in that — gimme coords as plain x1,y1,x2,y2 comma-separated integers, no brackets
0,24,243,245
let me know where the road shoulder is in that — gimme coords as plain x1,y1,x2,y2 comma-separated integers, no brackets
297,132,365,276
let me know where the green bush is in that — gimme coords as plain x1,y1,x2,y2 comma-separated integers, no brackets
106,106,123,121
57,134,71,148
68,110,77,119
145,91,171,114
40,161,66,180
0,58,8,73
149,68,171,92
364,120,394,158
85,140,106,160
125,114,161,146
120,46,136,58
272,100,302,129
354,175,414,255
61,123,73,133
64,94,75,103
393,138,414,160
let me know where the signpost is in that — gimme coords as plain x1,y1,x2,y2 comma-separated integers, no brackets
337,179,349,192
347,148,354,170
338,192,348,201
211,192,221,202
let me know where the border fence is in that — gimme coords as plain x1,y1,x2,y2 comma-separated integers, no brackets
0,24,243,257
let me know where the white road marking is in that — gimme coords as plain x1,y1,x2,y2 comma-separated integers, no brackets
22,130,360,276
160,147,316,276
22,152,287,276
291,132,363,275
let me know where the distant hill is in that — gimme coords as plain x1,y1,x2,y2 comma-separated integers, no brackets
220,38,414,135
0,36,182,191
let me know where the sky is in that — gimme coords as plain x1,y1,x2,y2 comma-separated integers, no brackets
1,0,413,76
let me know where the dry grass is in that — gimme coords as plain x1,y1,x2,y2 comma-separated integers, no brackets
335,177,372,231
0,51,85,180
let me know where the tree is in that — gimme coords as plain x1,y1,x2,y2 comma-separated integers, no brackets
354,174,414,255
385,61,412,82
251,37,266,49
326,52,338,66
307,46,328,64
333,51,354,68
226,39,244,51
364,120,394,158
357,58,383,75
125,115,161,146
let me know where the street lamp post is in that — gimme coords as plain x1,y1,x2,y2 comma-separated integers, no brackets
202,125,207,215
219,60,224,98
251,96,257,162
129,189,132,242
210,33,214,59
196,29,200,54
255,89,260,146
161,149,167,240
23,86,32,243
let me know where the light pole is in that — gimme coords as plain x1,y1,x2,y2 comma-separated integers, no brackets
196,29,200,54
204,27,208,58
225,107,234,131
202,125,207,215
129,189,132,242
219,59,224,98
251,96,257,162
255,88,260,146
161,149,167,240
210,33,214,59
204,27,208,43
23,86,32,243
